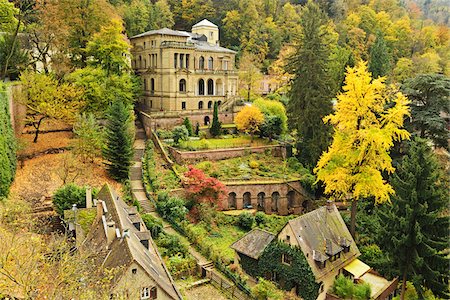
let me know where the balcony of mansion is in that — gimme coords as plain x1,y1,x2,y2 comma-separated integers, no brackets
130,19,239,127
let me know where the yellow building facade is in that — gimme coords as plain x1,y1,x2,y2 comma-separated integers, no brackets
130,19,238,125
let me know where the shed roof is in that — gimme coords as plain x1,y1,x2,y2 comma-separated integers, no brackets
231,229,275,260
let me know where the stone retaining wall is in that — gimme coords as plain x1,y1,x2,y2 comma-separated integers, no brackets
167,144,286,164
221,180,311,216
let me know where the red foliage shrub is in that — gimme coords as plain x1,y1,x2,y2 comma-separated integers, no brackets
183,166,227,209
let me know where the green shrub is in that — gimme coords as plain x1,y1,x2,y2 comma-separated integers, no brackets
166,254,197,278
53,184,94,215
251,277,283,300
238,212,255,230
172,125,189,145
156,129,173,140
255,212,267,225
332,275,371,300
354,283,371,300
141,214,163,238
156,233,189,257
183,117,193,136
156,195,187,221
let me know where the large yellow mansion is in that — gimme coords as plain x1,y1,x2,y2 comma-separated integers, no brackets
130,19,239,127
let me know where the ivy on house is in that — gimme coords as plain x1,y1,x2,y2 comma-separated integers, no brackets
241,240,319,300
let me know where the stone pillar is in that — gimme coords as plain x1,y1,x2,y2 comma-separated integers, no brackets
86,186,92,208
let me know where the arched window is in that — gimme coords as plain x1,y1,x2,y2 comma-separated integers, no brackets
179,79,186,92
143,79,147,91
287,191,295,210
139,55,142,68
257,192,265,211
208,57,213,70
272,192,280,212
207,101,213,109
199,56,205,69
243,192,251,208
143,59,146,68
228,192,237,209
150,78,155,93
198,101,204,110
204,116,210,125
207,79,214,95
198,79,205,95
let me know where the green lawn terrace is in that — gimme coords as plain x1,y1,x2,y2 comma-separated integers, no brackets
175,153,302,182
171,135,276,151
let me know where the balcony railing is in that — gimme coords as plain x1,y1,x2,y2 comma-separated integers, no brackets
160,41,196,49
194,69,238,75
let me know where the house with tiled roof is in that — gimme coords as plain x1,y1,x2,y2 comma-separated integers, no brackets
82,184,183,300
232,202,398,300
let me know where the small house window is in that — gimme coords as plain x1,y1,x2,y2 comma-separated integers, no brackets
282,253,292,265
132,268,137,274
285,235,290,244
150,287,157,299
179,79,186,92
208,57,213,70
182,102,186,110
199,56,205,69
141,287,150,299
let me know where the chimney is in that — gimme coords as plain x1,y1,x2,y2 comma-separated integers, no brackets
326,200,333,212
96,200,103,222
86,186,92,208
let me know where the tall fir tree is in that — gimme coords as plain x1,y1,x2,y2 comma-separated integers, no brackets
287,0,334,169
210,101,221,137
368,32,391,79
379,138,449,299
102,100,134,181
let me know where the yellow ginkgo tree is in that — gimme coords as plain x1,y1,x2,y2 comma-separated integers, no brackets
314,61,410,237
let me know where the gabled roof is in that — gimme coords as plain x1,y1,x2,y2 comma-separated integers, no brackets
285,204,360,280
192,19,218,28
131,28,190,39
231,229,275,260
88,184,183,300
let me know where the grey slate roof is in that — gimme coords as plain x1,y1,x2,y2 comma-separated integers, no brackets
286,204,360,280
131,28,190,39
231,229,275,260
87,184,183,300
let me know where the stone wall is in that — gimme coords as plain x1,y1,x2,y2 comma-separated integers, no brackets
167,144,286,164
221,180,311,216
142,110,234,130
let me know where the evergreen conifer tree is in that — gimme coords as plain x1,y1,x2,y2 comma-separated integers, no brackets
0,85,16,198
369,32,391,78
182,117,193,136
102,100,134,181
379,138,449,299
210,101,221,137
287,0,334,169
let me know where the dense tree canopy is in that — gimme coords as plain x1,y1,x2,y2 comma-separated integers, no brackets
379,138,449,299
315,61,410,236
401,74,450,149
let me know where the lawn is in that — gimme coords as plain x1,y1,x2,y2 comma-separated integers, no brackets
175,153,302,182
176,135,276,151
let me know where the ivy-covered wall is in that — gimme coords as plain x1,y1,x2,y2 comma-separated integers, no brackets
240,240,320,300
0,84,17,198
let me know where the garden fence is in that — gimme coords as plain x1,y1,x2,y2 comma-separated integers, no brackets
207,271,252,300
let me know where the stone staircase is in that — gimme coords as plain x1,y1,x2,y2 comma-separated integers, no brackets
130,121,155,213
